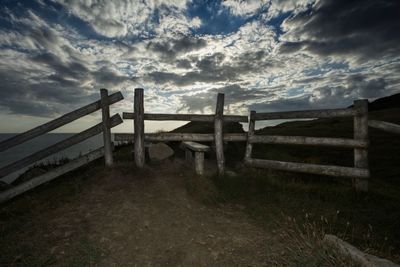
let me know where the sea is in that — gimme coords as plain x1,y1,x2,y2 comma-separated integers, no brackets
0,133,117,184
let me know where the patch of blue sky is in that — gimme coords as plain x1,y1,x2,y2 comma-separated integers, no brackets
266,11,292,38
320,61,348,71
187,0,265,35
116,62,138,76
303,61,348,77
0,44,33,55
4,0,119,41
266,76,278,85
287,87,304,97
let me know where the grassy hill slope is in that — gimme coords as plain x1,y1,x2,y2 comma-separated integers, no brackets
174,102,400,262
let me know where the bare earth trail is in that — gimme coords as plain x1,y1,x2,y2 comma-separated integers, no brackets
39,159,277,266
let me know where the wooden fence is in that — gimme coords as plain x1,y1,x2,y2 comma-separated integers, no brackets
0,86,377,202
0,89,124,203
244,100,370,192
115,88,371,192
116,88,248,175
368,120,400,135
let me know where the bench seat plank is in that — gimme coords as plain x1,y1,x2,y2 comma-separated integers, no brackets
181,141,210,152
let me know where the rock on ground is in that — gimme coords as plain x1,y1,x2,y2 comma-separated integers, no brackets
148,142,174,161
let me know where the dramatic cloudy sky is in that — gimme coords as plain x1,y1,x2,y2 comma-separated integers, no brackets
0,0,399,133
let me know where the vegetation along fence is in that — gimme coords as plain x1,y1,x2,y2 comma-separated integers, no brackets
0,89,124,203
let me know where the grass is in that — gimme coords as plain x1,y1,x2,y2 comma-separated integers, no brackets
0,157,107,266
211,169,399,261
179,107,400,263
204,108,400,263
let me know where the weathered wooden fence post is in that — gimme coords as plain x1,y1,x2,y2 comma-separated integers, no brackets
353,99,369,192
214,93,225,175
100,88,113,167
134,88,145,168
245,110,256,160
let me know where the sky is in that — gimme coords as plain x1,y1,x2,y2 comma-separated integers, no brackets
0,0,399,133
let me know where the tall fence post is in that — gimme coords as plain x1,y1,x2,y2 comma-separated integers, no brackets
214,93,225,175
100,88,113,167
245,110,256,160
353,99,369,192
134,88,145,168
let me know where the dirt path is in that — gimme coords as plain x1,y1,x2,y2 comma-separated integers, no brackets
24,159,276,266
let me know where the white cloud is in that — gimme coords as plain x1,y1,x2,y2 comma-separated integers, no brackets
55,0,192,38
222,0,267,17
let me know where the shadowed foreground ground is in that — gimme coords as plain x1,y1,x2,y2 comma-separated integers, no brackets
0,155,356,266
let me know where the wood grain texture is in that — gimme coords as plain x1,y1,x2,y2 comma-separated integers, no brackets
123,112,247,122
194,152,205,175
249,135,367,148
354,100,369,192
254,108,355,120
134,88,145,168
214,93,225,176
114,133,247,142
100,89,113,166
245,158,369,178
181,141,210,152
245,111,256,159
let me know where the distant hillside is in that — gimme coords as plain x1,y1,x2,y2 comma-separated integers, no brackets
348,92,400,111
368,92,400,111
171,121,244,134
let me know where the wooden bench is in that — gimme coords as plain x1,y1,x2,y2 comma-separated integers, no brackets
181,141,210,175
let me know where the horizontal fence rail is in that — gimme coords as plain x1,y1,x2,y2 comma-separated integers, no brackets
0,114,122,178
368,120,400,134
248,135,368,148
115,133,247,142
245,100,370,192
244,158,370,178
254,108,356,120
123,112,248,122
0,146,107,204
0,92,123,152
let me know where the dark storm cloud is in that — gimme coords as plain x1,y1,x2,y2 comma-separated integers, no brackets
249,73,390,113
178,84,272,113
147,70,228,86
147,51,274,86
31,52,89,80
347,74,387,98
0,58,135,117
92,66,137,87
148,36,207,58
0,70,95,117
249,96,312,113
212,84,269,105
280,0,400,61
175,59,192,69
146,53,234,86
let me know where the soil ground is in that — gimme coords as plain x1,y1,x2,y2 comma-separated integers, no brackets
0,156,356,266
